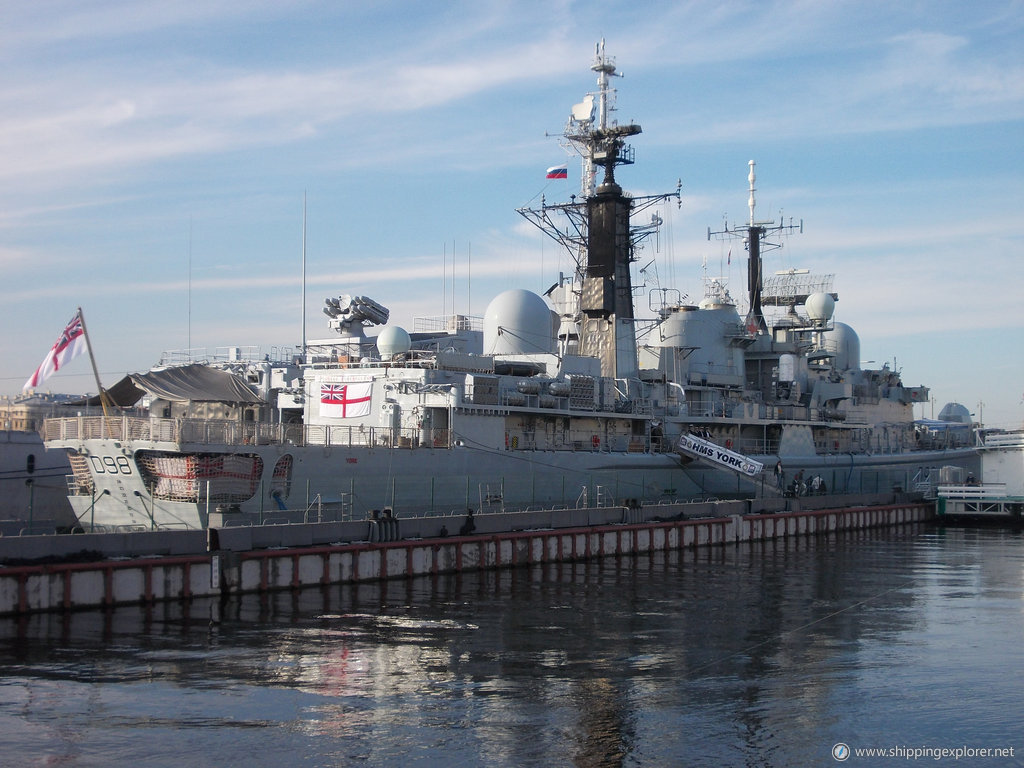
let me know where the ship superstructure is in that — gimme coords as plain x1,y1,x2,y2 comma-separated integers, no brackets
44,44,979,530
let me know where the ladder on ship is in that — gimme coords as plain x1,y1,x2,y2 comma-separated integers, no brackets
575,485,613,509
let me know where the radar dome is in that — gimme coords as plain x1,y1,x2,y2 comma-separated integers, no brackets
376,326,411,359
484,289,554,356
822,322,860,371
806,292,835,322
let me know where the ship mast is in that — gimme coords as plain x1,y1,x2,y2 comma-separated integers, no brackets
517,40,680,380
708,161,802,333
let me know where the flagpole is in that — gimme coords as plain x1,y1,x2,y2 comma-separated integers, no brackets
77,307,111,422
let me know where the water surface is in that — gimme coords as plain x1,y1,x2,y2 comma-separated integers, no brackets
1,525,1021,767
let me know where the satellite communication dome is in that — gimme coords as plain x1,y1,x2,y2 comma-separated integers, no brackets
822,321,861,371
376,325,412,359
483,289,554,355
805,292,835,322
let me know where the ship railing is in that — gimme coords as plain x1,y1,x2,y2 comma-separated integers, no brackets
560,436,653,452
47,415,723,455
42,415,782,457
157,345,298,367
304,494,325,522
43,415,140,441
43,416,443,451
979,431,1024,448
914,480,935,496
575,486,588,508
735,438,777,455
413,314,483,332
937,483,1008,500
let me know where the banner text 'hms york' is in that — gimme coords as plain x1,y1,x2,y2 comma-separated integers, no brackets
677,434,764,477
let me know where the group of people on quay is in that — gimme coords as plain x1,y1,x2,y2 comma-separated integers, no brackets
774,461,826,497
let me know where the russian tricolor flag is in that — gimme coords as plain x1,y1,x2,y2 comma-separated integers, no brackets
546,164,568,179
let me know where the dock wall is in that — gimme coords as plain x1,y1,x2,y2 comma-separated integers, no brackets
0,501,931,616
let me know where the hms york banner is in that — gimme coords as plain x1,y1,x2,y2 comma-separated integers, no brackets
677,434,764,477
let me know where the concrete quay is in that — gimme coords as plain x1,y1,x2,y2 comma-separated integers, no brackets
0,496,931,616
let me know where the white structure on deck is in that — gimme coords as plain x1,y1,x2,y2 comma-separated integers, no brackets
938,431,1024,520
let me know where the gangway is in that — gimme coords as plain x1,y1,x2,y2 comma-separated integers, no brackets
676,433,764,477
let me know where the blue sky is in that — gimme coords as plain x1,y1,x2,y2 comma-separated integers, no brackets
3,0,1022,428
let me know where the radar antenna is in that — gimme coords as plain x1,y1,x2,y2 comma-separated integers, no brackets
518,38,681,274
708,160,802,332
515,41,681,380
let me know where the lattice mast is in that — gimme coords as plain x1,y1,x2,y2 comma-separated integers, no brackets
517,40,680,380
708,161,803,332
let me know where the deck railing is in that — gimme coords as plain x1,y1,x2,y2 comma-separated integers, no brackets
937,483,1009,500
43,416,451,450
45,415,968,458
979,432,1024,449
44,416,668,454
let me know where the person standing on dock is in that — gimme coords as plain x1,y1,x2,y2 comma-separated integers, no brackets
774,460,785,491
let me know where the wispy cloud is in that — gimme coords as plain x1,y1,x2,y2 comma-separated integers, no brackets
0,1,296,49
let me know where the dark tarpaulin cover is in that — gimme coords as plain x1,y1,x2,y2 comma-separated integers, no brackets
75,376,146,407
84,365,264,406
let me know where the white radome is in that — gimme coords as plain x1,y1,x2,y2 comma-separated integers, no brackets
823,321,861,371
376,325,412,359
483,289,554,355
806,292,835,321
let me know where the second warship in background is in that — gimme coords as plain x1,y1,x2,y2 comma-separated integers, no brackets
44,42,979,530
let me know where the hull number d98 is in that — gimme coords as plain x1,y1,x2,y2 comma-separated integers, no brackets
90,455,133,475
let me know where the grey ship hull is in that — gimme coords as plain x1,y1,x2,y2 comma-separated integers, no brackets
0,430,76,534
51,428,977,531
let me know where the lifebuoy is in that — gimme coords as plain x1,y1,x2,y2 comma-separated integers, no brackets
591,435,600,448
725,439,733,450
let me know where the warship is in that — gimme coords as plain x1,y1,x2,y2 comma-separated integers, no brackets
1,393,79,533
43,42,979,531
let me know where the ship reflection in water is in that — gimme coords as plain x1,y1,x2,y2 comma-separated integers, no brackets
1,526,1021,766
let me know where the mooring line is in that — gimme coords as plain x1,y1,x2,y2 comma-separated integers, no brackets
684,576,918,677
